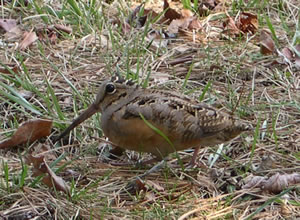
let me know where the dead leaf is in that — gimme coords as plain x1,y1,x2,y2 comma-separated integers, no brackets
281,47,294,61
19,30,38,50
164,0,181,21
4,26,23,41
260,29,275,55
263,173,300,193
243,175,266,188
0,19,17,32
0,119,52,149
168,19,186,34
0,65,20,74
294,44,300,67
243,173,300,193
26,153,70,195
237,12,258,34
223,12,258,37
188,17,202,30
223,14,241,36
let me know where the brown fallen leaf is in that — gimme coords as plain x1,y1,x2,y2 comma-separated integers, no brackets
294,44,300,67
223,13,241,36
164,0,181,21
0,65,20,75
0,119,52,149
19,30,38,50
223,12,258,37
168,18,187,34
0,19,17,32
4,26,23,41
260,29,275,55
281,47,294,61
237,12,258,34
243,173,300,193
26,153,70,195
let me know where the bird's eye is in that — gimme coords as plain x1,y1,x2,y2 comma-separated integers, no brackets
105,83,116,94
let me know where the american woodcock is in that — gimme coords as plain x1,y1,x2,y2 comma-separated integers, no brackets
56,76,248,164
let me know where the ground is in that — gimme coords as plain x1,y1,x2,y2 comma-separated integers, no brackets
0,0,300,219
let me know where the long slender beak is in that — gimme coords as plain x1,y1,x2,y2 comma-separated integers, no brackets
54,104,98,142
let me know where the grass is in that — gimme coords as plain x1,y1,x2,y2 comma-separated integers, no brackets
1,0,300,219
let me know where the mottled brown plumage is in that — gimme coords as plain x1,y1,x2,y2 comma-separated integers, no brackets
56,76,248,164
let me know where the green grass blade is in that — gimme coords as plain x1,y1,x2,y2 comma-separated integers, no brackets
139,113,173,148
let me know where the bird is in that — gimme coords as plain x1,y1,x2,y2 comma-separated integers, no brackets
55,75,248,165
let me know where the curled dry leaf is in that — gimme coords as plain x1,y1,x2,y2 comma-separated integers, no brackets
26,154,70,195
163,0,181,21
237,12,258,34
19,30,38,50
0,19,17,32
223,12,258,36
260,29,275,55
243,173,300,193
223,14,241,36
0,119,52,149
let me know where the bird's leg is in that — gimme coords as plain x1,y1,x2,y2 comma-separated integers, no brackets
189,146,200,167
138,159,166,179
